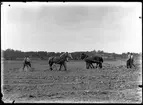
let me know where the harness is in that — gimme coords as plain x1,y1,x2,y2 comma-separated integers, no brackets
50,53,70,65
56,56,66,64
83,55,102,64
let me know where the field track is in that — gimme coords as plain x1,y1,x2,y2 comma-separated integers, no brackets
1,60,142,103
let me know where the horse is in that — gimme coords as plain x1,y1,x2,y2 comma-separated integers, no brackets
48,52,73,71
86,62,95,69
80,53,103,69
80,53,94,69
126,58,135,68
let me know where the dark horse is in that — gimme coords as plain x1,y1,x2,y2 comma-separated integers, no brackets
126,58,135,68
48,52,73,71
80,53,103,69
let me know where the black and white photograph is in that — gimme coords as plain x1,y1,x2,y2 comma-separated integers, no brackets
1,2,142,103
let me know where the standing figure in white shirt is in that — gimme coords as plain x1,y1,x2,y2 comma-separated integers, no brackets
130,53,135,67
127,52,135,68
127,52,131,60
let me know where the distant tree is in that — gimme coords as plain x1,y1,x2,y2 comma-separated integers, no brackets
93,50,96,53
47,52,55,57
3,48,129,61
122,53,127,59
37,51,47,59
112,53,116,59
97,50,104,54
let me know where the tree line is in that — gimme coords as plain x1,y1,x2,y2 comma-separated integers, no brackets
1,48,141,60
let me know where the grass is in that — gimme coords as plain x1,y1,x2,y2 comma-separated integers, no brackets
1,59,142,103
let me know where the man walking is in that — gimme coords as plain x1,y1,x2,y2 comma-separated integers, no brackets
130,53,135,67
23,56,31,70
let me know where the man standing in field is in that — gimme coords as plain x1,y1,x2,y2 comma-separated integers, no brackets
127,52,131,60
130,53,135,67
127,52,135,68
23,56,31,70
127,52,131,68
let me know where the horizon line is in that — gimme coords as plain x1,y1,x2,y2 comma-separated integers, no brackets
1,48,142,54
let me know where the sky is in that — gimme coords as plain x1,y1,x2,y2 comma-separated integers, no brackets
1,2,142,54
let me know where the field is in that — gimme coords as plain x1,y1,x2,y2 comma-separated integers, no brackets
1,59,142,103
